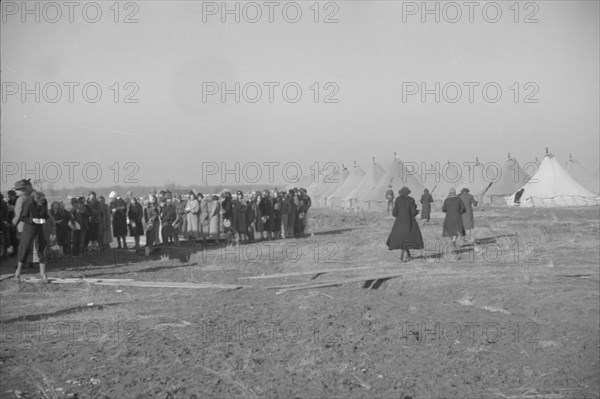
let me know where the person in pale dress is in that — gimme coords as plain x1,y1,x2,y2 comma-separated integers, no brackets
185,192,200,246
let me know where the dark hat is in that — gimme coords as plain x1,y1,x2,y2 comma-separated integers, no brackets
89,191,96,196
13,179,31,190
237,190,243,196
461,188,470,193
7,190,16,196
399,186,411,196
188,191,195,196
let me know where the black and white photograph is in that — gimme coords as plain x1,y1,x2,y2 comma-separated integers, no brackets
1,1,599,398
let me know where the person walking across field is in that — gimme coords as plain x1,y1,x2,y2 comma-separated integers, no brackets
386,186,424,262
420,188,433,227
458,188,478,243
385,185,394,213
442,188,466,249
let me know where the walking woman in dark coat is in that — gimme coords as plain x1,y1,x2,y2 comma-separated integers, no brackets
420,189,433,226
386,186,424,262
442,188,466,246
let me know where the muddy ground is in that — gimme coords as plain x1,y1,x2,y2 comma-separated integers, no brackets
1,206,599,399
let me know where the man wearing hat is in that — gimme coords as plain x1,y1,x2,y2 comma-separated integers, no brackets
459,187,478,243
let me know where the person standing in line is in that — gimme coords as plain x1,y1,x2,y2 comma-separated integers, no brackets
13,187,49,282
208,195,221,245
458,188,478,243
127,196,144,251
273,190,283,239
144,196,160,253
259,190,274,240
185,192,200,246
245,192,256,243
109,191,128,249
98,196,113,249
85,192,102,250
232,191,248,244
386,186,424,262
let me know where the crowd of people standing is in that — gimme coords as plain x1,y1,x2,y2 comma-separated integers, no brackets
1,180,313,280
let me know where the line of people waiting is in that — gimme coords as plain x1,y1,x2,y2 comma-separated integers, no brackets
1,180,313,280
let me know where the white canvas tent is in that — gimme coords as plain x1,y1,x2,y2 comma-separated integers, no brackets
565,155,599,194
362,156,425,211
344,159,386,209
327,163,366,208
509,153,599,207
430,162,465,201
482,155,530,205
311,166,350,207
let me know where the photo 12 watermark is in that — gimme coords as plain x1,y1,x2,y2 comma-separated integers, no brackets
1,161,140,186
1,82,140,104
401,82,540,104
200,161,341,185
399,320,540,345
1,1,140,24
197,240,340,265
201,82,339,104
198,318,540,346
400,1,539,24
0,320,139,344
200,1,340,24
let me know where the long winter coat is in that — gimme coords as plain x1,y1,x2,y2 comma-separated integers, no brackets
386,195,424,250
185,198,200,238
459,192,477,230
420,192,433,221
442,196,466,237
232,199,248,234
208,200,221,238
110,198,128,237
259,197,274,232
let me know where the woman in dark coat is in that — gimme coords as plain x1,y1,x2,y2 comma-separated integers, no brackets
273,191,283,239
458,188,478,242
232,191,248,244
14,189,49,281
50,201,71,251
144,197,159,250
86,191,102,247
420,189,433,225
109,191,128,249
128,197,145,250
259,190,274,240
245,192,256,242
442,188,466,246
386,187,424,262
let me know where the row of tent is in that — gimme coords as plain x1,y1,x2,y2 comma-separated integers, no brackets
288,153,599,209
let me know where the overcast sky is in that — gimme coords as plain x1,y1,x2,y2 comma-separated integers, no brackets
1,1,598,189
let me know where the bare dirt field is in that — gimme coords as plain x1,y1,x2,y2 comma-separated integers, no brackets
1,206,599,399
